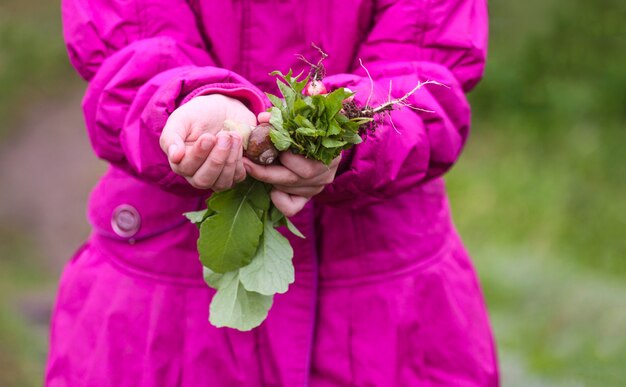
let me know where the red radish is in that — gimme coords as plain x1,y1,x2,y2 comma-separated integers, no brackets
304,80,327,96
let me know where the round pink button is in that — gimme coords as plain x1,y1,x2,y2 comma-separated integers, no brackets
111,204,141,238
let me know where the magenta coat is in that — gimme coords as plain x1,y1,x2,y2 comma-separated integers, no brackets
47,0,498,385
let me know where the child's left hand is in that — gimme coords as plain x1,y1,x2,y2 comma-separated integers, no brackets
244,153,340,217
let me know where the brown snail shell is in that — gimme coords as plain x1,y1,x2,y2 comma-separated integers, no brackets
244,123,279,165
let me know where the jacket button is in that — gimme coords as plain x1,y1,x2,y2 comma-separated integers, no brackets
111,204,141,238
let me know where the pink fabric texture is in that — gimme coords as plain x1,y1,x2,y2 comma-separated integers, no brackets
48,0,498,385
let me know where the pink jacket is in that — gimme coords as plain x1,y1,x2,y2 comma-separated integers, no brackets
47,0,498,385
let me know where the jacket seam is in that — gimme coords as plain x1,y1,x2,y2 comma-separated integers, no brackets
319,233,452,288
419,0,433,64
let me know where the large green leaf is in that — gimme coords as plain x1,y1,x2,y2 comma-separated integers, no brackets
240,219,295,295
246,181,271,214
198,181,264,273
203,266,224,289
206,269,274,331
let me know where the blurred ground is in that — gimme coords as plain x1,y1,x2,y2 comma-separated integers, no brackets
1,0,625,386
0,91,104,267
0,89,105,385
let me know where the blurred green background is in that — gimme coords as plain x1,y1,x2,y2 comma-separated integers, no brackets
0,0,624,385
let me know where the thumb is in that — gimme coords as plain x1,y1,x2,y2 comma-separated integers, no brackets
257,111,271,124
160,115,187,164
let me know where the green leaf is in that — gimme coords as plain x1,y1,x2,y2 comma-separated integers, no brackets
342,120,362,131
270,127,292,151
269,70,286,78
183,209,211,224
269,205,284,225
342,131,363,145
268,107,293,151
317,147,341,165
246,181,271,213
269,107,284,131
239,219,295,295
296,127,325,137
292,71,310,94
351,117,374,126
335,113,349,124
266,93,284,110
322,137,348,148
277,79,296,111
327,121,343,136
198,182,264,273
293,98,311,115
306,140,318,156
268,204,305,238
207,269,274,331
311,95,326,117
203,266,224,289
294,115,316,129
324,88,352,120
283,217,305,239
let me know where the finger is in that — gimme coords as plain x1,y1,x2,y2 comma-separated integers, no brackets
172,133,216,177
160,113,189,164
243,158,302,186
257,111,271,124
271,189,310,218
190,132,232,189
212,133,242,191
234,145,246,183
279,152,341,180
273,184,325,198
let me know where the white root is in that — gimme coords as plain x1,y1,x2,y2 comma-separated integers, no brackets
223,119,253,149
359,58,375,109
370,80,448,115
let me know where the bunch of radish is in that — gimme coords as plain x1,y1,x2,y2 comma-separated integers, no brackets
186,45,441,330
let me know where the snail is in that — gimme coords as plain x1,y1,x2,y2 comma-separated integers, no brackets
223,120,279,165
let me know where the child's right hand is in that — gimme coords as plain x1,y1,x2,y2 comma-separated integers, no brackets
160,94,257,191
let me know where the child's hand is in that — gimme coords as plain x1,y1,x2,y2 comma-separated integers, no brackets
244,111,340,216
160,95,256,191
243,148,341,217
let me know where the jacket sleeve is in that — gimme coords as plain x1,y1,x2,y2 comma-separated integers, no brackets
62,0,267,195
315,0,488,205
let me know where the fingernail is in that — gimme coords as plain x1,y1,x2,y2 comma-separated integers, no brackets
167,144,178,158
217,134,230,149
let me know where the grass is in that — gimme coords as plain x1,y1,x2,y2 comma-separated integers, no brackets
0,1,75,137
0,228,56,386
445,0,626,385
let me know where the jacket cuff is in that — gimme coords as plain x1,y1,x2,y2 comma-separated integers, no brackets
181,83,268,116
